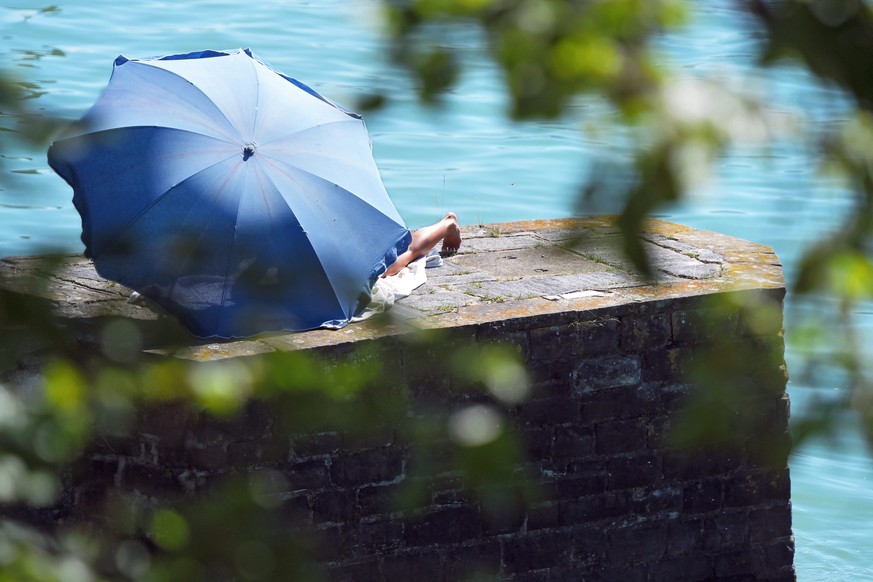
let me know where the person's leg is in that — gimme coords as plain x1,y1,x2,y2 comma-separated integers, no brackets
382,212,461,277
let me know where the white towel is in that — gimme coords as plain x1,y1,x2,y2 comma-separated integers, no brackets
351,255,428,322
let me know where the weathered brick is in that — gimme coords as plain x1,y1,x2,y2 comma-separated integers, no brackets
765,536,795,570
579,384,658,424
358,483,405,516
683,480,724,514
575,318,621,354
187,440,227,470
671,308,738,345
330,447,403,487
658,383,692,413
516,397,581,426
73,458,121,511
750,504,792,544
552,472,606,499
405,441,454,478
562,492,630,524
747,430,792,470
724,472,768,508
522,426,555,458
239,400,274,436
554,425,595,459
764,468,791,502
226,440,260,466
662,448,743,481
502,530,573,574
573,356,641,391
279,494,310,522
526,358,577,398
715,546,766,577
650,556,713,581
121,462,185,495
631,486,682,515
666,518,704,557
405,372,454,413
313,524,350,563
565,458,607,475
579,563,647,582
607,523,667,563
477,329,531,362
704,510,749,550
606,453,661,489
571,524,607,565
312,489,356,523
138,401,192,447
326,559,381,582
529,318,619,362
291,432,342,458
641,347,693,384
504,569,551,582
595,418,647,455
286,458,331,490
405,505,480,546
482,496,526,535
646,415,673,449
527,501,560,531
432,486,475,506
621,313,671,351
344,426,396,451
769,566,800,582
351,518,404,553
444,541,502,580
381,549,443,582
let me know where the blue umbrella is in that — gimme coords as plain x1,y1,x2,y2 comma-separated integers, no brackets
47,49,411,338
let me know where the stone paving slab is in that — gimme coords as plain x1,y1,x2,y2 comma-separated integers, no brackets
0,217,784,361
451,245,609,279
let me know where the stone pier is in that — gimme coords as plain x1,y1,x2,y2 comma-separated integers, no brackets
0,217,793,580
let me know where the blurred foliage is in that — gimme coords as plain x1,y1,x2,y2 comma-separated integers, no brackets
0,304,532,579
3,0,873,579
0,72,60,162
378,0,873,448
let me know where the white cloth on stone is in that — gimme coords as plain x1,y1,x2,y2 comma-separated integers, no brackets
351,254,428,323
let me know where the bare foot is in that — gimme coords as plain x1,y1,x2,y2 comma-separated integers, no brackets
441,212,462,255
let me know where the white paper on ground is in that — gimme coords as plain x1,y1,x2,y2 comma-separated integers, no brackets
543,290,609,301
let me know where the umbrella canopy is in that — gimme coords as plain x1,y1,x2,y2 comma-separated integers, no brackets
48,49,411,338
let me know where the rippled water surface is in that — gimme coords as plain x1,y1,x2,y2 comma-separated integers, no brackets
2,1,872,578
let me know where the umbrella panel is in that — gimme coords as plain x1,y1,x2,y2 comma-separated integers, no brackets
49,127,237,259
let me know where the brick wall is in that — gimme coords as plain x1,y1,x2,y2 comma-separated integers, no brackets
72,288,793,581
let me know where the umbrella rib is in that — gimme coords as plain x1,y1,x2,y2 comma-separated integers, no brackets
67,125,237,149
90,150,240,260
250,54,262,146
242,167,349,321
258,154,389,214
215,165,254,326
211,54,263,321
256,117,358,149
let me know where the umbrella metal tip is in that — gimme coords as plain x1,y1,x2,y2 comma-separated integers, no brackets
242,145,255,161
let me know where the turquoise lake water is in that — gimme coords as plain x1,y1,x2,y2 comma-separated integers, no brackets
2,1,872,578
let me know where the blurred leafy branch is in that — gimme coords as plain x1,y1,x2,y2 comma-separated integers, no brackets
0,9,535,579
377,0,873,446
0,302,532,580
1,0,872,579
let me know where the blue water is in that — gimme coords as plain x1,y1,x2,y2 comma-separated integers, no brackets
2,2,871,578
